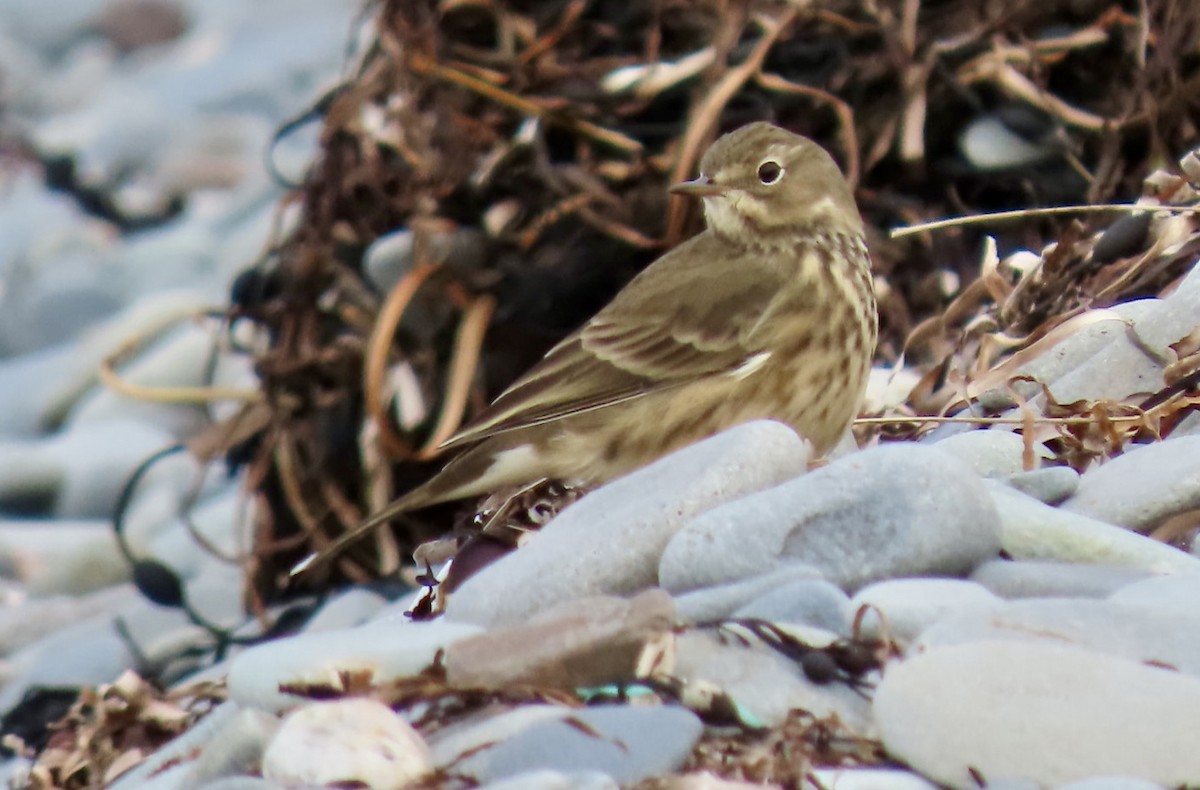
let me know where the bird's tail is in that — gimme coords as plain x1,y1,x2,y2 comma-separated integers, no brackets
288,433,543,580
288,483,440,579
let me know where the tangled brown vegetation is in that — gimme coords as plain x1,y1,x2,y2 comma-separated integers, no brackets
192,0,1200,596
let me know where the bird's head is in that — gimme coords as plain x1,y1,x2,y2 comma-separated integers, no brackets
670,122,863,245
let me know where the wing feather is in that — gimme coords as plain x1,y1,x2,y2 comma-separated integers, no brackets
440,235,787,449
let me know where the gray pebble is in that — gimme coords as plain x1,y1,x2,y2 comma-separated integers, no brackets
1001,466,1080,505
1056,778,1166,790
848,578,1002,643
732,578,851,634
915,598,1200,678
477,771,617,790
672,629,872,732
660,443,1000,594
1061,437,1200,531
445,421,809,627
1108,573,1200,611
930,429,1038,478
987,484,1200,573
875,641,1200,788
475,706,702,786
970,560,1152,600
975,300,1160,412
673,564,823,624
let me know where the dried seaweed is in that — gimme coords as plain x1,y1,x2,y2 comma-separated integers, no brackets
201,0,1200,588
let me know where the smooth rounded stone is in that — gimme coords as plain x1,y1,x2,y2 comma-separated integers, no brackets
195,780,289,790
660,443,1000,595
987,483,1200,573
299,587,389,631
1108,573,1200,611
1001,466,1079,505
929,430,1037,478
0,418,175,519
105,703,242,788
0,617,133,713
808,768,940,790
471,705,702,786
959,115,1059,171
993,479,1182,566
914,598,1200,677
970,560,1152,600
444,590,675,691
1055,778,1166,790
37,289,211,428
226,620,483,712
66,323,258,438
0,520,127,594
180,708,279,786
262,698,432,789
863,366,923,415
477,770,618,790
672,630,872,732
0,343,77,436
649,775,773,790
1061,437,1200,531
672,565,823,625
874,640,1200,788
974,300,1160,412
431,706,573,772
848,579,1002,643
144,489,247,580
0,584,138,654
445,421,810,628
732,579,851,634
0,256,124,356
362,228,415,293
1028,267,1200,410
1172,409,1200,438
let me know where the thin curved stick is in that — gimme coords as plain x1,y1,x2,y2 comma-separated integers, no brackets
416,293,497,459
364,262,439,459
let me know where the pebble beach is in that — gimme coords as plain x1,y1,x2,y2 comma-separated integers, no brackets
2,2,1200,790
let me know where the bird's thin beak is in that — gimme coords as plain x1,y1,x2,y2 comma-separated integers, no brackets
669,175,729,197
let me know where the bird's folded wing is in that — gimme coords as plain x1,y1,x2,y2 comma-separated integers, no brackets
440,258,782,449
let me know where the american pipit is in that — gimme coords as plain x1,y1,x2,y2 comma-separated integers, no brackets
295,121,877,575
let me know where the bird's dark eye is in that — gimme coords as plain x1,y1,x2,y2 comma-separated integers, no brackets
757,160,783,185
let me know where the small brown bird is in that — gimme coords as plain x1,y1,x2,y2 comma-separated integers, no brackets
294,121,876,576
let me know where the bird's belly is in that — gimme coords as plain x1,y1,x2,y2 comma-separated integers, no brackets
545,358,867,484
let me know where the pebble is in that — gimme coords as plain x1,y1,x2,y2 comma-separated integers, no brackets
875,640,1200,788
970,559,1152,599
929,429,1039,477
0,519,127,594
731,578,851,634
477,770,618,790
659,443,1001,594
444,590,674,690
445,420,810,627
226,620,483,712
672,565,824,624
848,578,1002,642
672,629,873,731
987,483,1200,573
1000,465,1080,504
1027,263,1200,409
1061,436,1200,531
974,300,1160,412
261,698,432,789
469,705,702,786
915,598,1200,677
431,706,572,773
808,768,941,790
1108,573,1200,611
